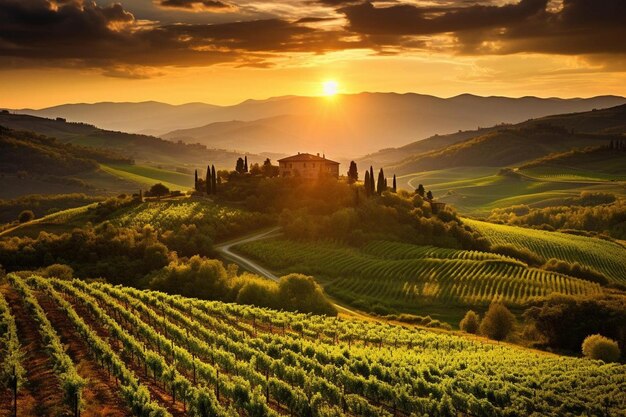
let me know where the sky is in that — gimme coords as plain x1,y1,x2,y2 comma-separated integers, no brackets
1,0,626,108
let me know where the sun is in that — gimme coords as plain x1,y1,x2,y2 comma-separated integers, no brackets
322,80,339,96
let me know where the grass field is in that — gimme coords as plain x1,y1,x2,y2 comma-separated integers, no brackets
1,274,623,417
464,218,626,285
396,166,626,215
101,163,193,191
235,238,602,322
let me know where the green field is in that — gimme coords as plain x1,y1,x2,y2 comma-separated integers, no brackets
3,274,624,417
101,163,193,191
464,218,626,285
396,166,626,215
235,238,602,321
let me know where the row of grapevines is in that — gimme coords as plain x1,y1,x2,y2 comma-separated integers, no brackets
26,276,173,417
7,274,86,416
48,278,235,417
0,289,26,416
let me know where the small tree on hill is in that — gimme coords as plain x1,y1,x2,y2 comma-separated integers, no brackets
235,157,245,174
244,156,249,173
377,168,386,195
364,171,371,197
347,161,358,183
480,302,515,341
416,184,425,197
205,165,212,194
149,183,170,198
582,334,621,362
211,165,217,194
460,310,480,334
392,174,397,192
369,166,375,194
194,169,198,190
18,210,35,223
426,190,433,200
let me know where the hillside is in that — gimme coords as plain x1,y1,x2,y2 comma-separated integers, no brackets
390,125,616,175
1,274,624,416
0,112,265,167
13,94,626,156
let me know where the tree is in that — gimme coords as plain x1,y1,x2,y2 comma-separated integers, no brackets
376,168,386,195
18,210,34,223
480,303,515,341
194,169,198,190
244,156,249,173
460,310,480,334
149,183,170,197
205,165,212,194
211,165,217,194
392,174,397,193
236,157,245,173
369,166,375,194
416,184,425,197
347,161,358,183
582,334,621,362
364,171,371,197
426,190,433,200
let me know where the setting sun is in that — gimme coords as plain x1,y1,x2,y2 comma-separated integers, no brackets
322,80,339,96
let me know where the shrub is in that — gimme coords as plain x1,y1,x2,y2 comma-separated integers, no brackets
460,310,480,334
18,210,35,223
42,263,74,280
491,244,544,266
480,303,516,341
148,183,170,197
581,334,621,362
542,258,608,285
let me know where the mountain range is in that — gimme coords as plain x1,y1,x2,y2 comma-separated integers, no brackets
11,93,626,157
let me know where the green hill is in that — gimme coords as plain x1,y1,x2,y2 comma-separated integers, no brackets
2,274,623,416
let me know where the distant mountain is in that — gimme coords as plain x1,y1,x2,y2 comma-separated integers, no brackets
0,112,267,168
388,105,626,175
11,93,626,157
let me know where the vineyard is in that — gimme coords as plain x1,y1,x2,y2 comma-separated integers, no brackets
463,219,626,285
0,275,624,416
236,239,602,310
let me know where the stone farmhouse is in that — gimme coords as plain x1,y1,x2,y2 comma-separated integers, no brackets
278,153,340,179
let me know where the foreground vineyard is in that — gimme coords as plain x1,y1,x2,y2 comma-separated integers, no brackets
1,275,624,416
464,219,626,285
236,239,602,310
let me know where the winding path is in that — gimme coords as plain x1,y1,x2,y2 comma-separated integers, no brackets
214,227,370,319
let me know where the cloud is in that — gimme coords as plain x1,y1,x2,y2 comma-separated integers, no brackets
158,0,235,12
340,0,626,56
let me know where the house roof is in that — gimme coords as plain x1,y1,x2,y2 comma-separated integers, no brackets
278,153,339,164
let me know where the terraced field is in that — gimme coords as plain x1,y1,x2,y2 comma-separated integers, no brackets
1,274,624,416
101,163,193,191
464,219,626,285
235,239,602,311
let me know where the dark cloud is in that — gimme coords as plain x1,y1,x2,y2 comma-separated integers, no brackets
0,0,365,74
340,0,626,55
159,0,234,11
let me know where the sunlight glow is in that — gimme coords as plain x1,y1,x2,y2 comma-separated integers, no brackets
322,80,339,96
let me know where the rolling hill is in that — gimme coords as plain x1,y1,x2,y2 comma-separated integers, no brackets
2,274,623,416
12,93,626,156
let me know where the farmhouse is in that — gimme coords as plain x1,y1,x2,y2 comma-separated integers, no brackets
278,153,340,179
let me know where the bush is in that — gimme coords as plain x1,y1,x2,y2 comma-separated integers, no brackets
149,183,170,197
581,334,621,362
42,263,74,280
542,258,608,285
491,244,544,266
18,210,35,223
480,303,516,341
460,310,480,334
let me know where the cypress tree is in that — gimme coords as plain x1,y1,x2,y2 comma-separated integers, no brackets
244,156,249,173
347,161,358,183
426,190,433,200
377,168,385,195
364,171,370,197
206,165,211,194
194,169,198,191
392,174,397,192
211,165,217,194
369,166,375,194
417,184,425,197
236,158,245,173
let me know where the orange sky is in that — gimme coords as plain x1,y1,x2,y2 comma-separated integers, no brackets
1,0,625,108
